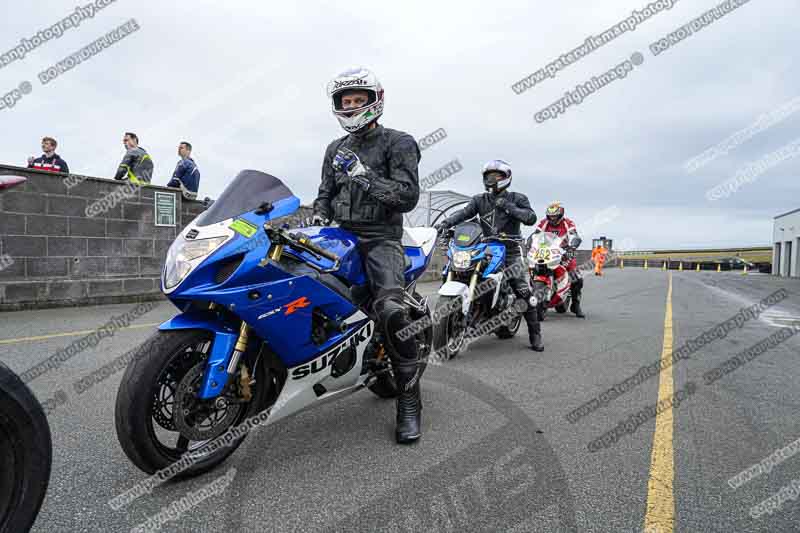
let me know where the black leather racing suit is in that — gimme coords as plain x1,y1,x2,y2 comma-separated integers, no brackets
312,124,422,401
438,190,541,342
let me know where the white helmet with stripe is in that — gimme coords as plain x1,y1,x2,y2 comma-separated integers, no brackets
482,159,512,194
327,67,384,133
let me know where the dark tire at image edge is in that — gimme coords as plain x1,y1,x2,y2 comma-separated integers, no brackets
0,361,52,533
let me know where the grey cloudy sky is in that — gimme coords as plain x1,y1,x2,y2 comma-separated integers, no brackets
1,0,797,248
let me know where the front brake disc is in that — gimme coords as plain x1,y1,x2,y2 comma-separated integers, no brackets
172,363,244,442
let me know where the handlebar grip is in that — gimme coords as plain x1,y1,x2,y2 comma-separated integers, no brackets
289,233,339,262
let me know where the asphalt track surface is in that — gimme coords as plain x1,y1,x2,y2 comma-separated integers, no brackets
1,270,799,532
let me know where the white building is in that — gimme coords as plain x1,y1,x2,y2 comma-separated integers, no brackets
773,208,800,277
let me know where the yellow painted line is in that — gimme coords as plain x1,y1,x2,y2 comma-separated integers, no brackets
0,323,160,346
644,273,675,533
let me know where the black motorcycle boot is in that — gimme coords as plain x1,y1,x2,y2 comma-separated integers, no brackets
527,312,544,352
570,281,586,318
379,304,422,444
393,360,422,444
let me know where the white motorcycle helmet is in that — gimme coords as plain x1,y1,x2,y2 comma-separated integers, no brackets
482,159,512,194
327,67,384,133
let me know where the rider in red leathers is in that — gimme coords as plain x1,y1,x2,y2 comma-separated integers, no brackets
531,202,585,318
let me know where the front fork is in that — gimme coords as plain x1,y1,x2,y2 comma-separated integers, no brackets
198,318,252,400
457,261,483,318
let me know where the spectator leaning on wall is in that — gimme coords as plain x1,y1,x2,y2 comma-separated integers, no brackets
114,132,153,184
27,136,69,174
167,141,200,200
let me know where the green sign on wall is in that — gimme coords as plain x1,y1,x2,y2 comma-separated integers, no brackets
155,191,176,227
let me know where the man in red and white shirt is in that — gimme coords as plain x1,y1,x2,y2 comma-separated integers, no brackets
531,201,585,318
27,137,69,174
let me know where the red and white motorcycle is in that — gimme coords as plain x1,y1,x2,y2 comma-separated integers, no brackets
526,231,572,321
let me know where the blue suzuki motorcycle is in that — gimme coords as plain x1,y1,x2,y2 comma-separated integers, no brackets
115,170,436,476
434,219,524,359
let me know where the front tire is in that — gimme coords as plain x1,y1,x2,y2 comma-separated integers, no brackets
433,295,467,360
115,329,274,478
0,362,52,533
532,280,549,322
495,315,521,339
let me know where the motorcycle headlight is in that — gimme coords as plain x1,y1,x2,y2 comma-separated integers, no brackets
452,250,473,269
164,236,227,290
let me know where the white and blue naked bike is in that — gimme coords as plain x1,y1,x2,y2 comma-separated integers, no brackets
115,170,436,476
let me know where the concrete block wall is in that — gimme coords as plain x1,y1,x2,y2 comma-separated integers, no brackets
0,165,206,311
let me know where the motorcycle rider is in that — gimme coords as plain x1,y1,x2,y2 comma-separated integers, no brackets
311,67,424,444
434,160,544,352
531,202,585,318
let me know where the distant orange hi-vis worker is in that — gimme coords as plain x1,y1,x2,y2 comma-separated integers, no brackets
592,245,608,276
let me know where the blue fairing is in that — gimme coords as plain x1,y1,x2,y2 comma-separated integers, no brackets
404,245,430,284
265,195,302,221
444,241,506,278
482,243,506,277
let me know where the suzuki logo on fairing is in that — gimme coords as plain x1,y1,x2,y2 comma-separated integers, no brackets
284,296,311,315
290,322,373,380
257,307,282,320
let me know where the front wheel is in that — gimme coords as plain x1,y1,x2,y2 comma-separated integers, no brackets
532,280,549,322
495,314,522,339
115,329,276,478
0,362,52,533
433,295,467,360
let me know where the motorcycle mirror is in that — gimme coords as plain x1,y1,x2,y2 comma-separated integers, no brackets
254,201,274,215
0,175,27,191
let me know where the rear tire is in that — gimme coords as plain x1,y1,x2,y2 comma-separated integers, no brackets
0,362,52,533
368,373,399,398
555,304,568,314
115,329,273,479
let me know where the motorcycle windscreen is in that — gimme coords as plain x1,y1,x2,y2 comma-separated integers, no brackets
194,169,299,227
530,231,563,248
452,221,483,247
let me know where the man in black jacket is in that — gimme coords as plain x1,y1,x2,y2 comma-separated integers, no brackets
312,67,423,444
435,160,544,351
